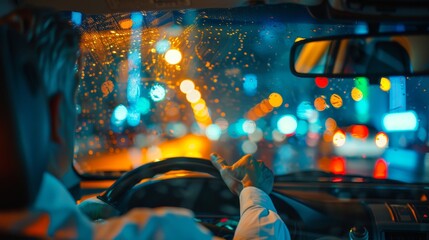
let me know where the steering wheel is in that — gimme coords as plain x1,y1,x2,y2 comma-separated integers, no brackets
97,157,234,238
98,157,222,208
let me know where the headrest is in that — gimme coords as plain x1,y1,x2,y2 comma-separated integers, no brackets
0,26,50,210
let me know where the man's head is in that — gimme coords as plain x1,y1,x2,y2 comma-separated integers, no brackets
3,9,81,178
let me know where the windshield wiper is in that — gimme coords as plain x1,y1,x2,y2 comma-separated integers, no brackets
275,170,404,184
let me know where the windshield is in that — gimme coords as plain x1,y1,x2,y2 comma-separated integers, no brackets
73,5,429,183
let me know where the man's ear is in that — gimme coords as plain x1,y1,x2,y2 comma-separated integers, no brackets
49,93,64,144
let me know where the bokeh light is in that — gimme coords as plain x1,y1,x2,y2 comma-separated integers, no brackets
206,124,222,141
243,74,258,96
155,40,171,53
330,157,346,175
296,120,308,136
314,97,327,111
186,89,202,103
380,77,391,92
119,19,133,29
136,97,151,114
272,129,286,142
315,77,329,88
333,130,346,147
241,140,258,154
330,94,343,108
351,87,363,101
277,115,298,135
127,110,141,127
350,125,369,139
373,158,388,179
248,128,263,142
268,92,283,107
242,120,257,134
375,132,389,148
180,79,195,94
325,118,337,131
164,49,182,64
149,84,166,102
113,104,128,121
297,101,314,120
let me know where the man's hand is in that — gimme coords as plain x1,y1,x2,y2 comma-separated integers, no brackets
210,153,274,195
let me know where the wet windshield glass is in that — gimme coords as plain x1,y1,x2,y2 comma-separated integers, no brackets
73,5,429,183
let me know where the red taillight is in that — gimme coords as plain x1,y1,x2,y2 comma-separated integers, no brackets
330,156,346,175
374,158,388,179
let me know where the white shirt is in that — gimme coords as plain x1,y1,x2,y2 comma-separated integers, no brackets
1,173,290,239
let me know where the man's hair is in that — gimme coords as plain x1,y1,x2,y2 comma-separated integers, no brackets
1,9,81,99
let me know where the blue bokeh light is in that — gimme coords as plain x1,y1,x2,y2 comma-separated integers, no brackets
131,12,143,28
296,101,314,120
383,111,418,132
71,12,82,26
149,84,167,102
127,109,141,127
243,74,258,96
155,40,171,54
296,120,308,136
136,97,151,114
113,104,128,121
355,22,368,34
206,124,222,141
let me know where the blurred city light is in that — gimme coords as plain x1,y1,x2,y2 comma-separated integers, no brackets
155,40,171,53
243,74,258,96
119,19,133,29
186,89,202,103
382,111,418,132
149,84,166,102
180,79,195,94
330,156,346,175
268,92,283,108
113,104,128,121
71,12,82,26
314,97,327,111
136,97,151,114
349,125,369,139
325,118,337,131
296,120,308,136
277,115,298,135
130,12,143,28
242,120,256,134
351,87,363,101
333,129,346,147
380,77,391,92
127,110,141,127
373,158,388,179
315,77,328,88
165,49,182,65
248,128,263,142
206,124,222,141
330,94,343,108
242,140,258,154
297,101,314,120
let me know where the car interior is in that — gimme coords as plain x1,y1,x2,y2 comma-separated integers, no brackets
2,0,429,239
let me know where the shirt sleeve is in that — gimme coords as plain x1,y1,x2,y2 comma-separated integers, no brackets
234,186,290,240
94,207,220,240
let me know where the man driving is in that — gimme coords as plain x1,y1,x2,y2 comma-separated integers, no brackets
0,9,289,239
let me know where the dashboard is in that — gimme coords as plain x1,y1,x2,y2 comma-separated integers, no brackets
83,173,429,239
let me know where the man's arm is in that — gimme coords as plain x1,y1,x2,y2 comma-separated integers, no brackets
210,153,291,240
235,187,289,239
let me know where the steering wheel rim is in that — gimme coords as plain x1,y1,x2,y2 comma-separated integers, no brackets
98,157,221,209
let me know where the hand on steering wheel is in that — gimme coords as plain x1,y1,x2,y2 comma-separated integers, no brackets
210,153,274,195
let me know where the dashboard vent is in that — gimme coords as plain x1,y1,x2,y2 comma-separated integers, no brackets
384,231,428,240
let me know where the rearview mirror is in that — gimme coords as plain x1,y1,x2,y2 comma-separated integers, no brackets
290,33,429,78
